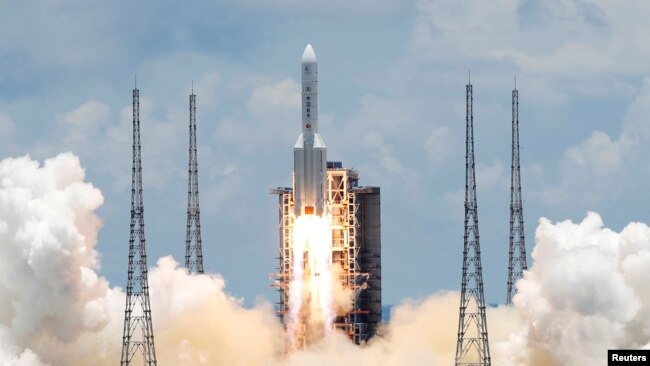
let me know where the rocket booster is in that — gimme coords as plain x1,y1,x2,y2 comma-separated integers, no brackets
294,44,327,217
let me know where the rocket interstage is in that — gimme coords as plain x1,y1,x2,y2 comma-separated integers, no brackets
293,44,327,218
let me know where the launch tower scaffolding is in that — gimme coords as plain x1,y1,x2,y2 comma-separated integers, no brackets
185,89,205,274
120,86,158,366
506,82,527,305
455,82,491,366
272,162,381,347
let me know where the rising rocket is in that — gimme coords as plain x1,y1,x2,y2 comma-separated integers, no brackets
294,44,327,217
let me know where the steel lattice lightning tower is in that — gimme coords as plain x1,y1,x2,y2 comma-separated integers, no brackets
120,86,158,366
455,81,491,366
506,82,527,305
185,89,204,274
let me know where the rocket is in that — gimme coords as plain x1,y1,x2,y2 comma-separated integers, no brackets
294,44,327,217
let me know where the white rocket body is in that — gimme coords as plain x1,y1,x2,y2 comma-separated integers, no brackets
294,44,327,217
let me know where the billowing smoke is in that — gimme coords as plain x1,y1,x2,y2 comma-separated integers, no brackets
0,153,648,365
0,153,281,365
494,213,650,365
0,153,108,366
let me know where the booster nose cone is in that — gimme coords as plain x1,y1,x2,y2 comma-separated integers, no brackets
301,44,317,63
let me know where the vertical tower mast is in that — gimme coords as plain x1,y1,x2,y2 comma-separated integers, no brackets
185,88,204,274
455,81,491,366
121,85,158,366
506,80,527,305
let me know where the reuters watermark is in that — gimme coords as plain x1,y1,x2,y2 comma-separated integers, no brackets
608,350,649,365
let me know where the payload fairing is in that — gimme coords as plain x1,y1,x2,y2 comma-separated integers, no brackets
293,44,327,217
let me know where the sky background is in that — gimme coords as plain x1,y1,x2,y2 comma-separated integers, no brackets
1,0,650,307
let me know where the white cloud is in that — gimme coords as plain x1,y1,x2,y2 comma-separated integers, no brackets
0,115,16,143
60,100,111,144
191,71,222,110
563,130,622,176
412,0,518,58
0,3,121,70
200,159,250,216
30,98,188,194
361,132,419,188
442,159,507,223
539,77,650,206
330,94,439,196
406,0,650,101
424,126,454,168
231,0,412,16
214,78,300,153
61,100,110,127
247,78,300,119
476,159,507,191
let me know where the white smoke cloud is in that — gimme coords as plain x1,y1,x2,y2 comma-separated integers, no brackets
496,212,650,365
0,153,281,366
0,153,107,365
1,152,648,366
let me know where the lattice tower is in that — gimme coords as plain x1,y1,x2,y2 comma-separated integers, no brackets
455,82,491,366
506,83,527,305
120,86,158,366
185,90,204,274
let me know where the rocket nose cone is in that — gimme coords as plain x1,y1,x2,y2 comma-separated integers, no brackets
301,44,317,63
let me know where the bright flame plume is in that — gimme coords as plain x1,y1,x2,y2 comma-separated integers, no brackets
288,214,333,348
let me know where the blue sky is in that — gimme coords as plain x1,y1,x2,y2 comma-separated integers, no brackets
1,0,649,307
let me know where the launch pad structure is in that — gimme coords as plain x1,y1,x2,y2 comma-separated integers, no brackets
272,161,381,346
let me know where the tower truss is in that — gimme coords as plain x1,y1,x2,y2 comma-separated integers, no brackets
121,86,158,366
455,82,491,366
185,90,204,274
271,163,380,348
506,83,527,305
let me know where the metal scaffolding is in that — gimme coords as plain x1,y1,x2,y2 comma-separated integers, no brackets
185,90,205,274
506,82,527,305
272,162,381,347
350,185,381,343
120,86,158,366
273,187,296,342
455,82,491,366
